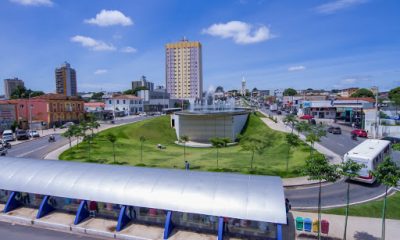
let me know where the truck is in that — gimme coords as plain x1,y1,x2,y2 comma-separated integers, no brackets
269,104,278,111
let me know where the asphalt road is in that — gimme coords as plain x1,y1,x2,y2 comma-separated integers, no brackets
4,115,151,159
259,108,392,209
0,221,104,240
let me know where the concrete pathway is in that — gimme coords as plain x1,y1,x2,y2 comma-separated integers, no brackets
287,211,400,240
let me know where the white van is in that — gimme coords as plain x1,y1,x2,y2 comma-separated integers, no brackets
343,139,391,184
2,130,15,142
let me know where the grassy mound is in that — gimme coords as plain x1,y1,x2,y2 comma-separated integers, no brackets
60,112,310,177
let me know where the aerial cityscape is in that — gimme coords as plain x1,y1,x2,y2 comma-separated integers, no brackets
0,0,399,240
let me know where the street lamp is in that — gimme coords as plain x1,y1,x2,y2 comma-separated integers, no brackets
28,92,32,131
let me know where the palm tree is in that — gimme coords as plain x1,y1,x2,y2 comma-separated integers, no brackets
285,133,300,172
139,136,146,163
179,135,189,162
283,114,298,133
303,155,339,240
338,159,364,240
71,125,81,148
106,133,117,164
372,157,400,240
210,137,229,169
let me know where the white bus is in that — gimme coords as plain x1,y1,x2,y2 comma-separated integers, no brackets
343,139,391,184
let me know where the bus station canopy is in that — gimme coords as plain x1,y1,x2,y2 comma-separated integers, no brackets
0,157,287,224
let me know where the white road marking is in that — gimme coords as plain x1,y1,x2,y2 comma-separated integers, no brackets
16,144,48,158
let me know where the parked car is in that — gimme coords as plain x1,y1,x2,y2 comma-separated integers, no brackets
351,129,368,138
327,126,334,133
300,114,314,120
16,129,30,140
381,136,400,144
276,110,282,115
29,130,40,138
332,127,342,134
60,122,75,129
2,129,15,142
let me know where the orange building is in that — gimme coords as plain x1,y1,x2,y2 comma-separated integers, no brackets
0,93,85,128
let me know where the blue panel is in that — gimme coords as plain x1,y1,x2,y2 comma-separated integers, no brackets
218,217,224,240
36,195,54,219
74,200,89,225
3,192,21,213
277,224,283,240
163,211,173,240
116,205,133,232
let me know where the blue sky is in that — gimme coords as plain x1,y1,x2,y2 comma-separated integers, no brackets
0,0,399,94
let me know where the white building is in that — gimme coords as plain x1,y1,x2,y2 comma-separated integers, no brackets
241,77,246,95
104,95,144,115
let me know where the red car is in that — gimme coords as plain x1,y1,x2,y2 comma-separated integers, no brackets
351,129,368,138
300,115,314,120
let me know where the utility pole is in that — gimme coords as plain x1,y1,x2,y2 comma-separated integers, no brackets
374,86,379,139
29,92,32,131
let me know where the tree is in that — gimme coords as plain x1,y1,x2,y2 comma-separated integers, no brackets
285,133,300,172
10,85,44,99
283,88,297,96
388,87,400,114
139,136,146,163
338,160,364,240
179,135,189,162
106,133,117,164
70,125,81,148
123,89,136,95
351,88,374,98
215,86,224,93
305,125,326,159
210,137,230,168
240,133,276,170
392,143,400,151
62,126,74,147
91,92,104,101
303,155,339,240
295,121,311,136
372,157,400,240
283,114,298,133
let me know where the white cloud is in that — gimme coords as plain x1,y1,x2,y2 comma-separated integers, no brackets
10,0,53,6
342,78,357,84
70,35,115,51
84,10,133,27
120,46,137,53
315,0,368,14
202,21,272,44
288,66,306,72
94,69,108,75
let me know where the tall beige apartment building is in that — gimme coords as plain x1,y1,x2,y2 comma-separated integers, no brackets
165,39,202,99
55,62,77,97
4,77,24,99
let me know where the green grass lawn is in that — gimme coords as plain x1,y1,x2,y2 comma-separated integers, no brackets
322,192,400,220
60,112,311,177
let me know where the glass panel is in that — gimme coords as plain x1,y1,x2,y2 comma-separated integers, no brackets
227,219,277,239
135,207,166,226
171,211,218,233
0,189,10,203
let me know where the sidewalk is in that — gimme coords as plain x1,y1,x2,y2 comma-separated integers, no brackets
0,205,220,240
286,211,400,240
258,111,342,165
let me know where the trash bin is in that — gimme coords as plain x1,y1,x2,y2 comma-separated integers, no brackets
304,218,312,232
321,219,329,234
312,219,319,233
295,217,304,231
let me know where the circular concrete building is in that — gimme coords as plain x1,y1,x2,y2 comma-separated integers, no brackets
171,108,250,143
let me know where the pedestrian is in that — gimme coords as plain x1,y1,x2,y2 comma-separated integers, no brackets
53,124,56,132
89,201,98,217
184,161,190,170
351,122,355,129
